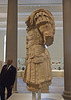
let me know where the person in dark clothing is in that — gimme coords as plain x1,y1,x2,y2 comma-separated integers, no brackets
0,59,17,100
0,73,3,99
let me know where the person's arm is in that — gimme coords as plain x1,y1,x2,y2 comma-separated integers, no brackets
0,65,5,76
11,67,17,86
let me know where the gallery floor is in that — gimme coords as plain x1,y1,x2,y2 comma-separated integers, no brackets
8,77,64,100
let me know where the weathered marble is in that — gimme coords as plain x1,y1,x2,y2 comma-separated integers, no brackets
23,9,55,92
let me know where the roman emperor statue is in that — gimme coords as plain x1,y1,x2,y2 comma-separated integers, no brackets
23,9,55,92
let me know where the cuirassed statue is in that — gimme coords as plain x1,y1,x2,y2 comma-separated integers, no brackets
23,9,55,92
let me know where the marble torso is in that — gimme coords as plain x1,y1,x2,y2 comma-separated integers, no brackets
24,28,52,92
23,9,55,92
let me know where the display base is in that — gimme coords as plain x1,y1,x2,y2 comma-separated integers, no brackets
52,70,64,77
8,93,64,100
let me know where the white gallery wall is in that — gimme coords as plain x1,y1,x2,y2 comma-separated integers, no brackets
48,29,63,62
18,30,26,59
0,34,4,61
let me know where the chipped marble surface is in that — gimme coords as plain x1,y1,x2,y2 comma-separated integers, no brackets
17,77,64,93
